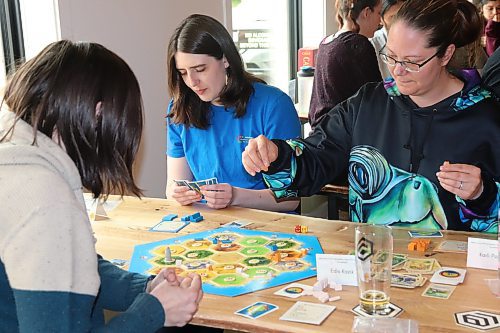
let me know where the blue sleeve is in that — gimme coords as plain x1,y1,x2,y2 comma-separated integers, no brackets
96,257,150,311
264,91,301,140
13,289,164,333
166,100,185,158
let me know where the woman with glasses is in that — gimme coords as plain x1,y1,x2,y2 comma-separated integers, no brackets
242,0,499,233
166,14,301,212
308,0,382,130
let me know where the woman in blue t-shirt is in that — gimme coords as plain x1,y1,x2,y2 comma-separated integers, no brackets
166,14,301,212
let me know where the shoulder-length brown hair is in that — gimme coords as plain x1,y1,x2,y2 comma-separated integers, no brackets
167,14,265,129
2,40,143,198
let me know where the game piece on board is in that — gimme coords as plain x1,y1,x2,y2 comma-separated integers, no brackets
165,247,172,263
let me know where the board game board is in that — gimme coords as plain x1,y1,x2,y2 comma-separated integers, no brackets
129,227,323,296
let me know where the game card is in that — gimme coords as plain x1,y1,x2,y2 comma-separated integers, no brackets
225,220,254,228
430,267,466,285
235,302,278,319
422,283,456,299
404,258,436,273
280,301,335,325
408,230,443,238
273,283,312,298
392,253,407,269
434,240,467,253
150,221,188,233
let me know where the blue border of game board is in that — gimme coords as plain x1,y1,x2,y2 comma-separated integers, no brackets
129,227,323,297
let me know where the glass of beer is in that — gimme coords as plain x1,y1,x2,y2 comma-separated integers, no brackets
355,224,393,314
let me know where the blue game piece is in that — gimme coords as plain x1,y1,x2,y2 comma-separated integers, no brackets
191,212,201,219
162,214,178,222
221,239,232,244
270,245,278,251
212,238,218,244
191,216,204,223
181,215,191,221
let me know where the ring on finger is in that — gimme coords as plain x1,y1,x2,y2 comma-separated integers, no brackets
458,181,463,190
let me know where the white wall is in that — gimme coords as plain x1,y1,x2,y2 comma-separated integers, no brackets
56,0,231,197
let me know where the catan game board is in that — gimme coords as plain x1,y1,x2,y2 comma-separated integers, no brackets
129,227,323,296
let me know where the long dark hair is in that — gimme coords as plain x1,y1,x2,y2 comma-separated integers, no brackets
2,40,143,198
394,0,483,58
335,0,381,32
167,14,264,129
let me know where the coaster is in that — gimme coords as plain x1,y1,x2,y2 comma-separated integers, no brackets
351,302,403,318
454,310,500,331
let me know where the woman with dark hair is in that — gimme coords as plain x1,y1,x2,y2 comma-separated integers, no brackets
308,0,382,129
166,14,301,212
371,0,407,78
0,40,202,332
479,0,500,55
242,0,500,233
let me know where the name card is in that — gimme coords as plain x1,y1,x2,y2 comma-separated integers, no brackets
316,254,358,286
466,237,498,270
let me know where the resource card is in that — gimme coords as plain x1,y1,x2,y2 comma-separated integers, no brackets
422,283,456,299
408,230,443,238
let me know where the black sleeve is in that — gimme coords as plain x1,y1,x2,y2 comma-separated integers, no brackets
265,90,362,196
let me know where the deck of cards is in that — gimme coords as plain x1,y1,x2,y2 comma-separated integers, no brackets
174,177,218,197
391,272,427,288
434,240,467,253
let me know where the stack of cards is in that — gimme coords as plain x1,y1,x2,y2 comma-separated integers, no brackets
403,258,440,275
279,301,336,325
174,177,218,197
434,240,467,253
430,267,466,285
391,272,427,288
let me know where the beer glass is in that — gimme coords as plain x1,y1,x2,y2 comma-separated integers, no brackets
355,224,393,314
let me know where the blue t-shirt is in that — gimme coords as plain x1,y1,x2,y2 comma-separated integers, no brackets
167,82,301,190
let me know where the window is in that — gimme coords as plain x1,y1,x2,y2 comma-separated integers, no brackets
232,0,294,92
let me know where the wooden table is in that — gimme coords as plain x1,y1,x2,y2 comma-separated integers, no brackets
92,196,499,333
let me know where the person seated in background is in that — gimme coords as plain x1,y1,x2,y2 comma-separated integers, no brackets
242,0,499,233
479,0,500,55
165,14,301,212
371,0,407,79
0,40,202,332
308,0,382,130
482,46,500,97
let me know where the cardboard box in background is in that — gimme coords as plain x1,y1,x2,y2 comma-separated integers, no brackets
298,47,318,70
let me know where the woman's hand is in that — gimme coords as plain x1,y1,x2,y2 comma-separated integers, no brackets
166,181,202,206
436,161,483,200
201,183,233,209
242,135,279,176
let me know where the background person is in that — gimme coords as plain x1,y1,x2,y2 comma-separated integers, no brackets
0,40,202,332
242,0,500,233
371,0,407,79
166,14,301,212
308,0,382,130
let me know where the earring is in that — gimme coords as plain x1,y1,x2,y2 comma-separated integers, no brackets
225,72,229,86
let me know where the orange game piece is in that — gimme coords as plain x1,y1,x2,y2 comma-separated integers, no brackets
408,239,431,252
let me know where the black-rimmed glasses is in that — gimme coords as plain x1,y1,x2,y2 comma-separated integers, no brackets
378,48,439,73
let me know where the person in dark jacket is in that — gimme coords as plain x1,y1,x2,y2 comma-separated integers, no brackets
308,0,383,130
482,46,500,97
242,0,500,233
